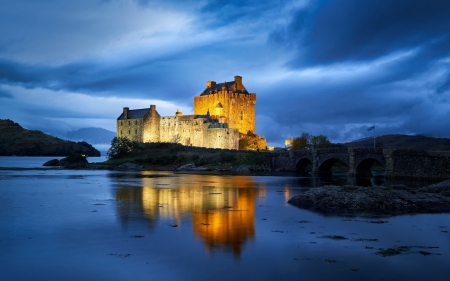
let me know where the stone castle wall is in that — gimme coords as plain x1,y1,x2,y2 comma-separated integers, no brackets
117,76,263,151
194,92,256,134
117,118,144,142
143,105,161,143
117,108,239,150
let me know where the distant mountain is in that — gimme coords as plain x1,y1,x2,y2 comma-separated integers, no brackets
0,119,100,156
344,134,450,150
65,127,116,144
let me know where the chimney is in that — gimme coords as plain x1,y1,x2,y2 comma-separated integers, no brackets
234,76,242,90
123,107,129,119
206,81,216,88
150,105,156,111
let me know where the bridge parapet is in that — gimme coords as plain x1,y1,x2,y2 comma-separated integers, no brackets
265,147,450,179
386,149,450,179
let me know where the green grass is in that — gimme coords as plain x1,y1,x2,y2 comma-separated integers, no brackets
101,142,268,168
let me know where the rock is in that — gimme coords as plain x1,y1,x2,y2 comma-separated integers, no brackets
288,182,450,216
232,165,251,172
176,163,211,171
116,162,142,170
177,163,196,171
231,164,271,172
43,159,61,166
43,155,88,167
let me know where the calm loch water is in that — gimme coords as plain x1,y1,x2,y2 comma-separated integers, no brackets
1,157,449,281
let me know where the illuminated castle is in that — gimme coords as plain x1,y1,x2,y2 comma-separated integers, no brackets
116,76,266,150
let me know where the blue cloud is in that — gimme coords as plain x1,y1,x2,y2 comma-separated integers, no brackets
271,0,450,65
0,88,12,98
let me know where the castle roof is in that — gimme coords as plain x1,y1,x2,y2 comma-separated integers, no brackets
200,81,249,96
117,108,150,120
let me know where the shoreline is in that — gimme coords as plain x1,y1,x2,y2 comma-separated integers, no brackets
288,179,450,217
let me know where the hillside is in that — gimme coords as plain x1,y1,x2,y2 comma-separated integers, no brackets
344,134,450,150
0,119,101,156
65,127,115,144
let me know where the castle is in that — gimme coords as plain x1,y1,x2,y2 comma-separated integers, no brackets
116,76,266,150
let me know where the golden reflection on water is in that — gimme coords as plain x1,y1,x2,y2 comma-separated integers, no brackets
113,172,266,257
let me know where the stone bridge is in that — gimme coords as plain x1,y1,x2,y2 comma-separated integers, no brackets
265,147,450,179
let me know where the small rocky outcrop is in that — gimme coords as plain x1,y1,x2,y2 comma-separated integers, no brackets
231,164,271,172
43,159,61,166
43,155,88,167
176,163,210,171
116,162,142,170
288,180,450,216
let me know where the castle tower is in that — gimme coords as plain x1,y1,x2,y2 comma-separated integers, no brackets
193,76,256,134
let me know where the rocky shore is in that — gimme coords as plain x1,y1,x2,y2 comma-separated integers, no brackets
288,180,450,216
43,158,270,173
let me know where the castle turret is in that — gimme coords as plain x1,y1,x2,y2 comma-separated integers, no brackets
222,82,228,91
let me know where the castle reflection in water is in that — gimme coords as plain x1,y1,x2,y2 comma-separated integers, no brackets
112,172,269,257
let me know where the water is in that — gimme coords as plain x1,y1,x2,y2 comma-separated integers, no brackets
0,156,108,168
0,157,449,280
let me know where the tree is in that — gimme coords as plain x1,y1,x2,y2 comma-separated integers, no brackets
290,133,332,149
291,132,311,149
310,135,331,148
107,137,141,159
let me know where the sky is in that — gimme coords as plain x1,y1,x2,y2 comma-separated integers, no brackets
1,0,449,147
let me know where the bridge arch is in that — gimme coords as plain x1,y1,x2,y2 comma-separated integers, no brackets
318,158,349,175
355,157,385,177
296,158,313,174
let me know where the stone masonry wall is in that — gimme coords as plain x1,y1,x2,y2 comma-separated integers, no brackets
152,114,239,150
117,118,144,142
387,149,450,179
143,106,160,143
194,92,256,134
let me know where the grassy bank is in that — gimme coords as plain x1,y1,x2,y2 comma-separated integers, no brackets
99,142,268,169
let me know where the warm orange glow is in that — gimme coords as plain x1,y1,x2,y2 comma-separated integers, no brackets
114,174,265,257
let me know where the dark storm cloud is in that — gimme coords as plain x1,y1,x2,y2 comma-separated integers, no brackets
272,0,450,66
255,0,450,143
436,72,450,95
0,57,198,102
0,88,12,98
